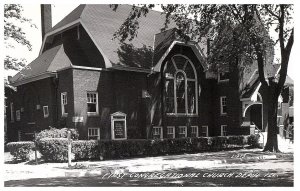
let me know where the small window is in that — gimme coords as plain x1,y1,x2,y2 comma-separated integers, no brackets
201,126,209,137
218,72,229,82
10,102,14,122
87,92,98,115
178,126,187,138
16,110,20,121
61,92,68,117
153,126,163,139
191,126,198,137
43,106,49,118
221,125,227,136
220,96,227,115
88,128,100,140
167,126,175,138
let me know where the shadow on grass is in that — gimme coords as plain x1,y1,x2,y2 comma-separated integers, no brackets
5,166,293,187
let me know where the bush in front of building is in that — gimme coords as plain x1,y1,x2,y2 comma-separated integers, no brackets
209,136,248,150
34,135,259,162
36,138,69,162
35,127,79,141
247,134,260,148
6,141,35,161
72,140,99,160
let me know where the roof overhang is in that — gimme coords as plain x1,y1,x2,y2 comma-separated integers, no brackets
152,40,208,72
10,72,56,87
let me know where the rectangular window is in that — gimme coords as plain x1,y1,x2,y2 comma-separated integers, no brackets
87,92,98,115
167,126,175,138
220,96,227,115
61,92,68,117
16,110,20,121
221,125,227,136
179,126,187,138
153,126,163,139
10,102,14,122
88,128,100,140
43,106,49,118
201,126,209,137
191,126,198,137
218,72,229,82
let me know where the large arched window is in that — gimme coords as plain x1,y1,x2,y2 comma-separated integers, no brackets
164,54,198,115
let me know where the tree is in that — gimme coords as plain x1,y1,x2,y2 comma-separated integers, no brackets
4,4,36,72
112,4,294,152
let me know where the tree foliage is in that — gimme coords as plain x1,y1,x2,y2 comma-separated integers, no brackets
4,4,36,71
112,4,294,152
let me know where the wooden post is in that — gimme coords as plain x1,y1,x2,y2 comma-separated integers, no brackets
34,131,38,165
67,130,72,167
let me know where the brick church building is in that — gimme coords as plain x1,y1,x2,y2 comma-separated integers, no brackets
5,4,293,142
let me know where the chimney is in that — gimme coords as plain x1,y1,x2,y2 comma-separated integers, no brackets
41,4,52,40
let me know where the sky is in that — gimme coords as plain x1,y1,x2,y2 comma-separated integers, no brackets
3,3,297,80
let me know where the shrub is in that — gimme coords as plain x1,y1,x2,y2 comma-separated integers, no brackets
36,127,79,141
72,140,99,160
6,141,35,161
247,134,260,148
35,135,257,162
36,138,69,162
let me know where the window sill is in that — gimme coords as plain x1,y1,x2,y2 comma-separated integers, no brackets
166,113,198,117
87,113,99,117
218,79,229,83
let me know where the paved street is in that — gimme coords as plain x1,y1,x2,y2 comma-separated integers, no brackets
4,148,293,187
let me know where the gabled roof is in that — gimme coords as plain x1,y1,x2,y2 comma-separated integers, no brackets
10,45,72,86
43,4,174,70
240,64,293,100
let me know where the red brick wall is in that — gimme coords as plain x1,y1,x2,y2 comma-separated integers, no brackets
6,77,57,141
71,68,148,140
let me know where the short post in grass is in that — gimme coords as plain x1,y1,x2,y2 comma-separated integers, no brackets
34,131,38,165
67,130,72,167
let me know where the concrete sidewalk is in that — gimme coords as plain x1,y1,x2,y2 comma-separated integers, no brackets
4,148,293,181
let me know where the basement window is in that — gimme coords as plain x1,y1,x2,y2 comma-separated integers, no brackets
88,128,100,140
153,126,163,139
191,126,198,137
201,126,209,137
221,125,227,136
167,126,175,138
178,126,187,138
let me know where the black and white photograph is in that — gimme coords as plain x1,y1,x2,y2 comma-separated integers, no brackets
2,0,296,187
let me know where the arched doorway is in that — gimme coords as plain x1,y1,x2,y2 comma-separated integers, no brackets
242,93,263,130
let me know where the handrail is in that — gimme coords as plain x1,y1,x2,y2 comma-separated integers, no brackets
279,125,293,140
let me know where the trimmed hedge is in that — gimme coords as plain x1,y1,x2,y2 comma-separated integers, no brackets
35,135,259,162
36,138,69,162
247,134,260,147
6,141,35,161
72,140,99,160
36,127,79,141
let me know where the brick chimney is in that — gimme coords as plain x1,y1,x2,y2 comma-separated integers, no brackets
41,4,52,40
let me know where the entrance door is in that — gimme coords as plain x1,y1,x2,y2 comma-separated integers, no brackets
250,104,263,130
